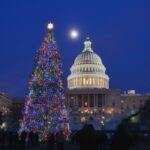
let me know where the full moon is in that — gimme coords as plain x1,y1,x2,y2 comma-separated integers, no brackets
70,30,79,39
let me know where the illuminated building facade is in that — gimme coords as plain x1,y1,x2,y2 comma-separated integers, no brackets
0,93,12,107
66,36,121,129
120,92,150,114
66,36,150,130
0,93,12,129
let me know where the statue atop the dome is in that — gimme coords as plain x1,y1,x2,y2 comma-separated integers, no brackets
83,34,93,52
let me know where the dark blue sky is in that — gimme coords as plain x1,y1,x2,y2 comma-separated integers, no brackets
0,0,150,98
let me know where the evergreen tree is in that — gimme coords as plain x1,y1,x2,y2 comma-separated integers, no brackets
20,23,70,140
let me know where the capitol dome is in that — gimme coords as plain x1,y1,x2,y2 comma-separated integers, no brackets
67,36,109,89
74,51,102,65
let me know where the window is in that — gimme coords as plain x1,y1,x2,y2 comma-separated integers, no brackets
78,95,82,107
83,95,88,107
89,78,92,85
133,105,136,109
83,68,85,72
90,67,92,72
85,78,89,85
98,94,102,107
112,101,115,107
89,95,94,107
102,95,105,106
83,78,86,85
70,100,74,108
70,95,74,107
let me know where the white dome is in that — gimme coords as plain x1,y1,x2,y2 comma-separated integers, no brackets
67,36,109,89
74,51,102,65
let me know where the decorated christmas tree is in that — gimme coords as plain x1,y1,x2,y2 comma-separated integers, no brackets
20,23,70,140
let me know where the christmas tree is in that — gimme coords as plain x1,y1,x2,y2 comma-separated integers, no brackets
20,23,70,140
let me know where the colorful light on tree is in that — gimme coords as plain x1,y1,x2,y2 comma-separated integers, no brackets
20,23,70,140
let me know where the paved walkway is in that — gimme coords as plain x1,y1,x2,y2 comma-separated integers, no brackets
1,142,150,150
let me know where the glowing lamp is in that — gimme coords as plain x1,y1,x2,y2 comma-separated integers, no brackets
47,23,54,30
81,117,86,123
90,111,93,114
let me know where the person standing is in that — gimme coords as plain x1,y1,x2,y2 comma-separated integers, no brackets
110,124,131,150
78,124,99,150
20,131,27,149
48,132,55,150
56,131,65,150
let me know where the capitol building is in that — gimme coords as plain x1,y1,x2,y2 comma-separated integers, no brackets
65,35,150,130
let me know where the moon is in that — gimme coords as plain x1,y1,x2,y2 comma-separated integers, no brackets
70,30,79,39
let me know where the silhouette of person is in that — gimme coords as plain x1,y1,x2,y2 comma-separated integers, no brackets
110,124,131,150
0,130,6,148
34,132,39,146
78,124,99,150
56,131,65,150
8,131,13,148
71,131,77,144
13,131,18,148
48,132,55,150
98,131,108,150
29,131,34,146
21,130,27,149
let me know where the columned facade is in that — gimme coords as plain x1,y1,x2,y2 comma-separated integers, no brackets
68,76,109,89
66,88,120,130
67,92,107,109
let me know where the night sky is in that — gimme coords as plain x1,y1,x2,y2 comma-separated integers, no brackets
0,0,150,98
